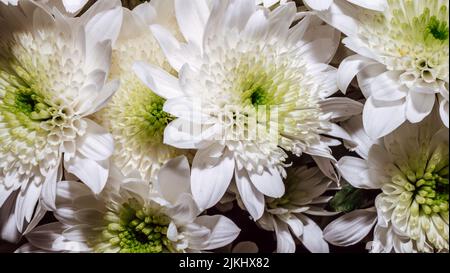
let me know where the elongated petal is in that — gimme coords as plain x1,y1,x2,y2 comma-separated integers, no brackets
191,151,234,210
323,208,377,246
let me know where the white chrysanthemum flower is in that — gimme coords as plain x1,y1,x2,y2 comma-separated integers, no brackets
16,157,240,253
324,112,448,253
0,0,122,241
304,0,386,11
256,166,336,253
134,0,361,220
96,1,187,181
319,0,449,138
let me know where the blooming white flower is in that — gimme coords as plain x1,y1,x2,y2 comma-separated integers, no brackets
320,0,449,138
304,0,386,11
96,1,187,181
257,166,337,253
16,156,240,253
0,0,122,241
323,112,449,253
134,0,361,221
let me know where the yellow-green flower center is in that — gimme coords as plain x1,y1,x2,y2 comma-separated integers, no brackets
426,16,449,41
98,201,172,253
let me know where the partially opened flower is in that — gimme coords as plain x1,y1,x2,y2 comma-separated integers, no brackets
134,0,361,220
257,166,336,253
96,1,187,181
17,156,240,253
0,0,122,241
324,112,448,253
318,0,449,138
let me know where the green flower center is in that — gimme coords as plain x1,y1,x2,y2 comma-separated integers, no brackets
13,91,52,121
144,96,174,137
425,15,449,41
394,144,449,216
100,202,172,253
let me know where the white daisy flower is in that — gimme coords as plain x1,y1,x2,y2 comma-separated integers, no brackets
16,157,241,253
0,0,122,241
134,0,362,220
323,112,449,253
319,0,449,138
256,166,336,253
96,1,187,181
304,0,386,11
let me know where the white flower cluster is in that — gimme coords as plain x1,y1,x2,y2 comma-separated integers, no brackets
0,0,448,253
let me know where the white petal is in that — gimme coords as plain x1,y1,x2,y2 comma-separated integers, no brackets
297,214,329,253
0,193,20,243
337,55,377,93
363,97,406,139
235,168,265,221
340,115,378,159
323,208,377,246
65,156,109,194
243,9,269,41
150,24,187,71
347,0,387,11
273,218,296,253
167,193,200,225
370,71,407,102
15,181,42,231
193,215,241,250
85,6,122,49
41,162,62,211
303,0,333,10
249,168,285,198
320,97,363,120
175,0,210,50
439,96,449,127
133,61,182,100
62,0,88,13
191,150,234,210
76,119,113,161
338,156,381,189
157,156,191,204
405,91,435,123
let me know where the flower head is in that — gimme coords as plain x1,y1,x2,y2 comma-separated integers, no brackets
322,0,449,137
96,1,187,181
134,0,361,220
324,112,448,253
256,166,335,253
17,157,240,253
0,0,122,240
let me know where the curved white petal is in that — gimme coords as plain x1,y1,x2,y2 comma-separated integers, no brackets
273,218,296,253
297,214,329,253
337,156,381,189
65,156,109,194
191,150,234,210
235,168,265,221
323,208,377,247
193,215,241,250
249,168,285,198
175,0,210,50
76,119,113,161
337,55,377,93
133,61,183,100
363,97,406,139
405,91,435,123
157,156,191,204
